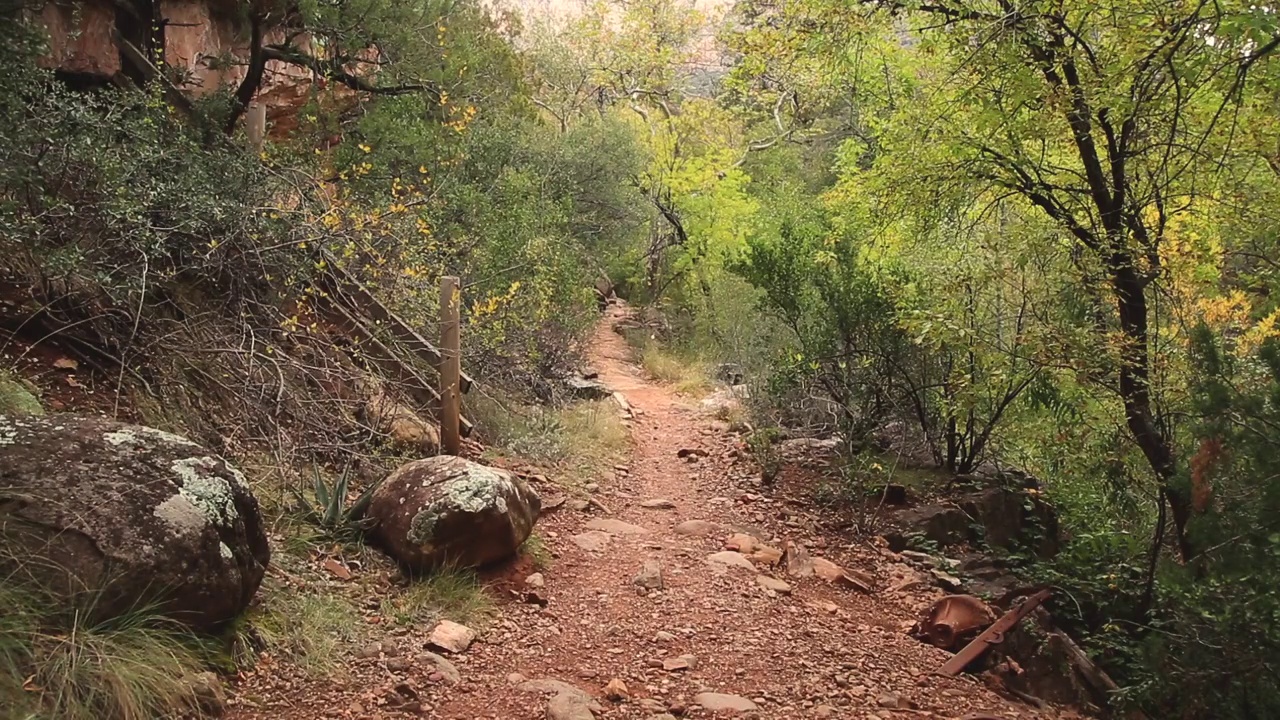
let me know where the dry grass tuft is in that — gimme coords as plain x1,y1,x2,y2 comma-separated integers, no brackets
382,567,495,627
0,579,210,720
472,396,629,485
249,587,365,678
640,344,709,395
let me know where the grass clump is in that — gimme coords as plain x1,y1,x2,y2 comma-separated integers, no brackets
473,396,628,484
521,532,552,569
640,343,709,394
382,567,495,627
250,588,364,678
0,581,210,720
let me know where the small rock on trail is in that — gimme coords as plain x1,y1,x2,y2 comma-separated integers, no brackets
634,559,664,590
426,620,476,654
585,518,650,535
571,530,613,552
417,652,461,684
694,692,760,712
705,550,755,573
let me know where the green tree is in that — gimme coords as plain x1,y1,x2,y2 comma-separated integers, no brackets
729,0,1280,561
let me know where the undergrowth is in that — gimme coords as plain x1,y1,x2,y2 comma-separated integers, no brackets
249,587,365,678
640,343,710,394
0,579,210,720
472,395,628,484
521,532,552,569
0,370,43,417
381,567,495,628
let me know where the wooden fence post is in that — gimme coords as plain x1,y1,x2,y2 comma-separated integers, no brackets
439,276,462,455
247,102,267,152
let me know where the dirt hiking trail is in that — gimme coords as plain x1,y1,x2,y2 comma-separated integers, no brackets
231,304,1078,720
433,305,1069,720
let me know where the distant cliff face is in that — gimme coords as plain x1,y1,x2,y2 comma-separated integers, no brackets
34,0,729,134
35,0,330,136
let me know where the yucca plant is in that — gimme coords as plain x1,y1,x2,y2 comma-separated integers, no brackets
292,463,380,542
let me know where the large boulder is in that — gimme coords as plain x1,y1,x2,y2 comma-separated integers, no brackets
368,456,540,572
883,503,971,551
0,374,43,416
959,486,1059,557
0,414,269,630
362,389,440,455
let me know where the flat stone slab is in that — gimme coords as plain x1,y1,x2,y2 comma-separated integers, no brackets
571,531,613,553
548,692,596,720
517,678,595,704
674,519,723,536
640,498,676,509
756,574,792,595
585,518,650,535
694,692,759,712
705,551,755,573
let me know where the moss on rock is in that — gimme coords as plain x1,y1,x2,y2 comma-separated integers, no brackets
0,373,43,417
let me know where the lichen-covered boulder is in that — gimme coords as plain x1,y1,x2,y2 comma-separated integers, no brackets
0,414,269,630
0,374,43,416
368,456,540,572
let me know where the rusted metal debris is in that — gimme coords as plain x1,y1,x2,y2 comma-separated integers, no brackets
937,589,1053,677
915,595,997,650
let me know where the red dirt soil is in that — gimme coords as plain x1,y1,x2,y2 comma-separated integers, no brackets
224,305,1086,720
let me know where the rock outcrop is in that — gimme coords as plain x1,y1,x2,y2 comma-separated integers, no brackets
368,455,540,572
0,375,43,416
884,503,971,551
884,485,1059,557
36,0,355,139
362,388,440,455
0,414,269,629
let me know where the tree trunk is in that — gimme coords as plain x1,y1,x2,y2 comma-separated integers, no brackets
1109,260,1193,561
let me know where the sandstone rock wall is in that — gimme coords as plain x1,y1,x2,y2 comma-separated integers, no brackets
34,0,325,137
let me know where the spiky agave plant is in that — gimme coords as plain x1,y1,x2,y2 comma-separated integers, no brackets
292,463,380,542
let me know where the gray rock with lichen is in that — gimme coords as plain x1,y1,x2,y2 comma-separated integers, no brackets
368,455,540,572
0,414,269,630
0,374,42,417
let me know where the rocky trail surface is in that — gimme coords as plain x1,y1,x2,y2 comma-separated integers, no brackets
228,305,1082,720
